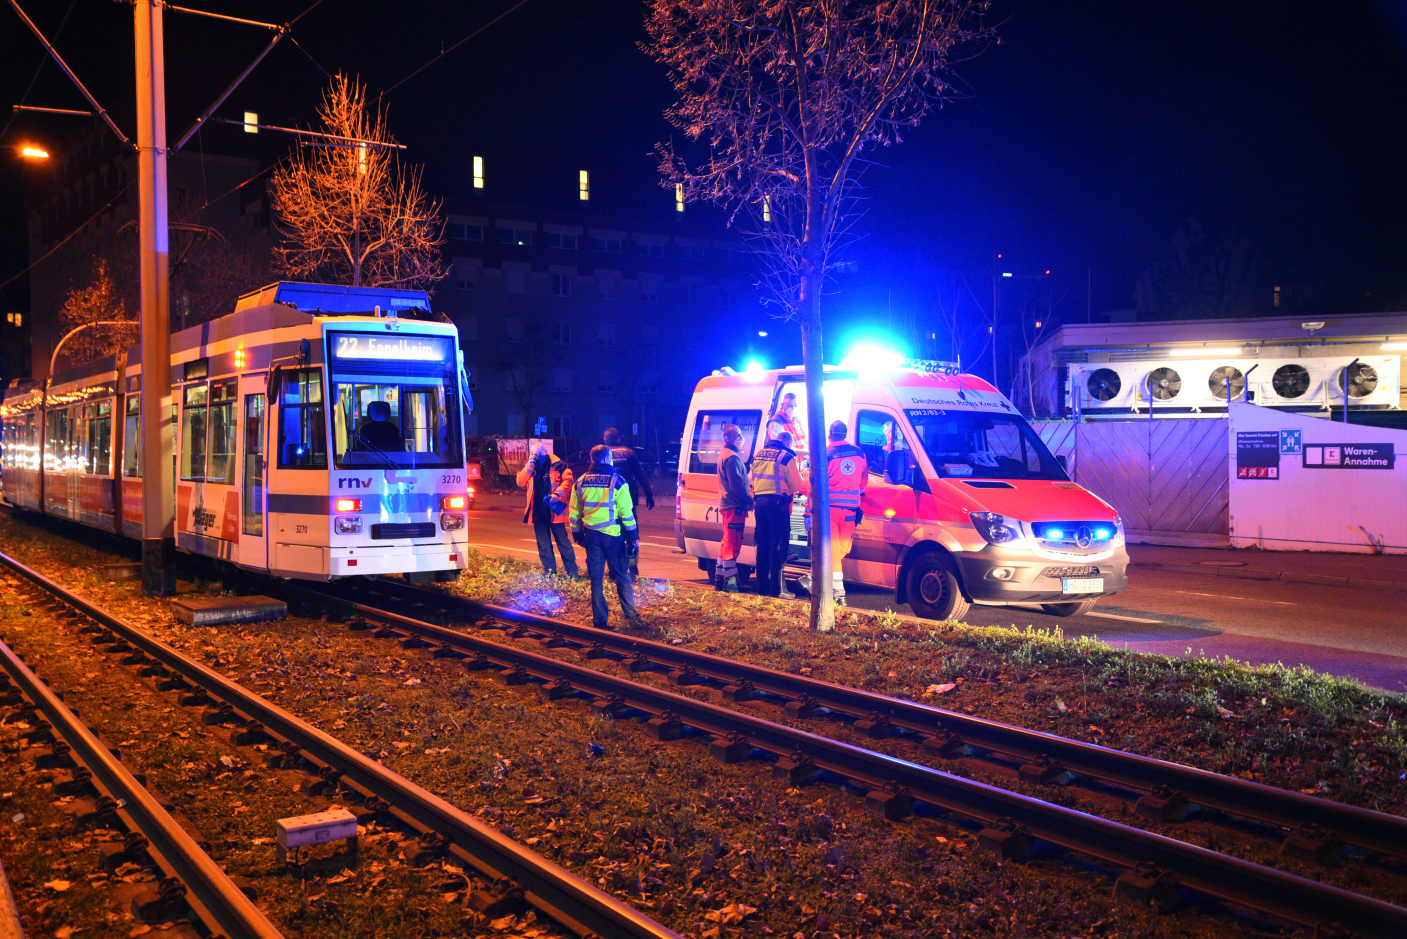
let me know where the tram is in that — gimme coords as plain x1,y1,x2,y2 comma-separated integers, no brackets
0,281,474,583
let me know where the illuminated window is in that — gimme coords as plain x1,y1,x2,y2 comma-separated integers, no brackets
243,111,258,134
675,183,684,213
473,155,484,189
1273,285,1282,308
4,313,20,327
579,170,590,201
762,196,772,223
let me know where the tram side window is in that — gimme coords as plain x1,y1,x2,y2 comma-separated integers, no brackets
84,401,112,475
278,368,327,469
123,398,140,477
207,379,238,484
44,408,69,472
180,384,209,481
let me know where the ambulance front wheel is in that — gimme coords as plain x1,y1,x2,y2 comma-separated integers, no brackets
1040,599,1098,617
905,554,970,622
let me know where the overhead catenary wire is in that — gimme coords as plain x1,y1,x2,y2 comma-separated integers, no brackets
377,0,537,99
0,0,81,146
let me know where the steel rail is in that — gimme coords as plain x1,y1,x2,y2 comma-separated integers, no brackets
0,636,285,939
366,578,1407,859
0,552,681,939
290,582,1407,939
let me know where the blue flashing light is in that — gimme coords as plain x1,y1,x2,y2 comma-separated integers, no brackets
839,343,904,372
744,359,766,376
1046,528,1064,540
1095,528,1111,540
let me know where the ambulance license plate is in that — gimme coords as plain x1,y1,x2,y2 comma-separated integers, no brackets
1062,577,1103,594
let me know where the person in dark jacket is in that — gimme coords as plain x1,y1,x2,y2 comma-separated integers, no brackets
604,427,654,582
715,423,753,592
515,447,579,578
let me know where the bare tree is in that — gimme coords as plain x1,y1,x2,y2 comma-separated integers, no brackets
645,0,991,629
270,74,447,290
54,258,137,372
499,316,555,434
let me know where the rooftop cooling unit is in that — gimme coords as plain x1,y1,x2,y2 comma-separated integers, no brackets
1070,364,1137,410
1255,356,1400,408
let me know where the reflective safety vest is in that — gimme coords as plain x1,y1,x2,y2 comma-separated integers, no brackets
570,467,637,536
826,442,868,511
750,442,798,497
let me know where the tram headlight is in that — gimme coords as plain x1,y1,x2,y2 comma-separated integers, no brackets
440,513,465,531
335,516,363,534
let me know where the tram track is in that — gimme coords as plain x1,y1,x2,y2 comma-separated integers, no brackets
0,630,284,939
365,577,1407,861
286,577,1407,938
0,550,682,939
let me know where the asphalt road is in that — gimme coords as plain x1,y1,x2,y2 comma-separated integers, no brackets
466,502,1407,693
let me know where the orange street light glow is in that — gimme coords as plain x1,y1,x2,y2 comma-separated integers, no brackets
21,147,49,159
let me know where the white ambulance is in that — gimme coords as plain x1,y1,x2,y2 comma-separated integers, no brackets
674,360,1129,620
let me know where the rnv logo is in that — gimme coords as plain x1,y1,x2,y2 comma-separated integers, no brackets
338,477,374,489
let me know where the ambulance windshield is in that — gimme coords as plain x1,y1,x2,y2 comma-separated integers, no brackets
905,409,1066,481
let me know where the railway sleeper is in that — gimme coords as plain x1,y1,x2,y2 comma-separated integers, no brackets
863,781,914,821
538,678,574,703
1113,861,1182,914
1134,785,1198,823
708,731,753,764
976,817,1035,862
773,751,820,787
1281,824,1344,867
467,878,528,917
1018,754,1076,786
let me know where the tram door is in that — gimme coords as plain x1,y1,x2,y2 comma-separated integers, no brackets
239,375,268,571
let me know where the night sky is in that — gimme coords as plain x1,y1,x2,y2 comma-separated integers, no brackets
4,0,1406,351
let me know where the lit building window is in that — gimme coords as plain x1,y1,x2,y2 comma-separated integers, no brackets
580,170,590,201
473,156,484,189
243,111,258,134
1273,285,1282,308
762,196,772,223
5,313,21,327
675,183,685,213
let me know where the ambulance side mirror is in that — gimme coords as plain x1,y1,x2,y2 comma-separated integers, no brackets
1056,454,1068,473
884,448,914,486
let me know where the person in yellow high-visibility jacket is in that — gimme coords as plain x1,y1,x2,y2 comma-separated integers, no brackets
569,445,643,630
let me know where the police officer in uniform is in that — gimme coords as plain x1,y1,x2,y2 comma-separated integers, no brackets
603,427,655,582
569,445,643,630
749,430,802,597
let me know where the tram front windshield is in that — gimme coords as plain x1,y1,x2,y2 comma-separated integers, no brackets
327,331,463,469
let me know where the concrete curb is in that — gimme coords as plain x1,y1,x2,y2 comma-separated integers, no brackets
1129,561,1407,593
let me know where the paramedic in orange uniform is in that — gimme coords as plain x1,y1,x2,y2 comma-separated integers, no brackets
806,420,867,605
766,393,804,456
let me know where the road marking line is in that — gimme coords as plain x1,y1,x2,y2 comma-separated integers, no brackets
1087,611,1163,624
467,543,542,557
1175,590,1295,606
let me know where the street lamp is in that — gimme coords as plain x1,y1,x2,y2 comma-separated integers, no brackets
20,146,49,158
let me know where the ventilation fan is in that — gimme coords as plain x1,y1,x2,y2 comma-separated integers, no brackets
1335,362,1379,398
1085,368,1122,402
1208,366,1245,400
1146,367,1182,401
1272,363,1311,399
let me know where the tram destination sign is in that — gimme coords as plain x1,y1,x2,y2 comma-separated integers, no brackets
330,332,452,363
1302,443,1395,470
